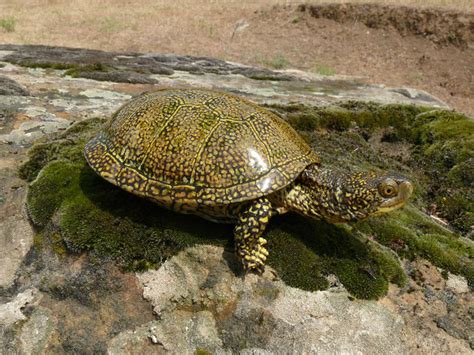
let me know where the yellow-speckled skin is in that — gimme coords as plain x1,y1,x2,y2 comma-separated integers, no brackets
84,88,318,219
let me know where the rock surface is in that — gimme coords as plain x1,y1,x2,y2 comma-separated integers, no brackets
0,289,38,327
132,245,408,354
0,216,34,289
0,75,29,96
0,45,472,353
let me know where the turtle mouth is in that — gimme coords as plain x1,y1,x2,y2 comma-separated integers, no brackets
376,180,413,214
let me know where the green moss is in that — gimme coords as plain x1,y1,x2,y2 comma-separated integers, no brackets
270,101,428,137
50,232,68,256
357,206,473,286
267,215,404,299
22,102,474,299
15,60,115,77
331,259,388,299
195,348,213,355
266,219,329,293
33,233,45,251
411,111,474,234
64,63,114,78
26,161,81,227
287,113,318,131
19,142,83,181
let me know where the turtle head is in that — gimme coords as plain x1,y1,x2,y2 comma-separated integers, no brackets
296,166,413,223
336,171,413,220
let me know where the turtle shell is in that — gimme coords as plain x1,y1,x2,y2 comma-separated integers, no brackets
84,88,319,207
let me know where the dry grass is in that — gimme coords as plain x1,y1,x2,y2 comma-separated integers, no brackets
0,0,471,56
0,1,264,53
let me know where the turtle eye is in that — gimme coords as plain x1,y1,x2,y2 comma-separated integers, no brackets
379,179,398,197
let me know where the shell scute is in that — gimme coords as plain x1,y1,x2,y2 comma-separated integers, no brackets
85,88,319,206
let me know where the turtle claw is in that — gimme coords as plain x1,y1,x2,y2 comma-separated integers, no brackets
241,247,268,274
243,261,265,275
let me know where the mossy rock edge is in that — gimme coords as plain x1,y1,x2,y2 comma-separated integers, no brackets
22,102,474,299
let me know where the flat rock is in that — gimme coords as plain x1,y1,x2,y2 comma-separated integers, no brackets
0,44,448,112
0,289,38,327
446,273,470,294
0,75,29,96
19,307,55,354
0,216,34,289
134,245,408,354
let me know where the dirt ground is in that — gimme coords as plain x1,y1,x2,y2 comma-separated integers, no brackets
0,1,473,115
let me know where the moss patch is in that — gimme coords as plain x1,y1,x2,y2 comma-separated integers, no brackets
15,61,77,70
261,54,290,70
63,63,113,77
267,215,406,299
15,60,132,80
356,206,473,287
13,60,112,73
22,102,474,299
14,59,159,84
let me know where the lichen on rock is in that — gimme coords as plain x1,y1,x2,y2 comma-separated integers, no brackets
21,101,473,300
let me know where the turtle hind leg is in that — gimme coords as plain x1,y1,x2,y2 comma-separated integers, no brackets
234,198,274,274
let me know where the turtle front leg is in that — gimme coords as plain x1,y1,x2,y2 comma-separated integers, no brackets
234,198,274,273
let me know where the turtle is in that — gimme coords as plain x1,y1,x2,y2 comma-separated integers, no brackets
84,88,413,273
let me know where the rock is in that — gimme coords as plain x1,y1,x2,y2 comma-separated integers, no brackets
0,75,29,96
0,117,71,146
0,289,40,352
0,289,38,327
389,87,447,104
79,88,132,100
133,245,408,353
106,323,162,354
0,216,34,289
19,307,55,354
381,261,473,354
71,69,159,84
108,312,224,354
446,273,470,294
0,44,448,108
